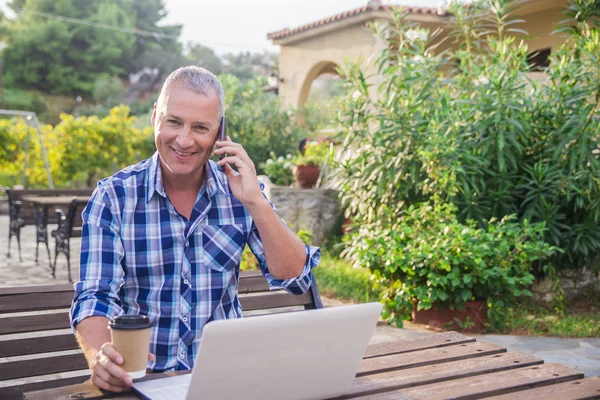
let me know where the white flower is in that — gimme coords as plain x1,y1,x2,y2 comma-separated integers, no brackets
352,90,362,101
410,55,425,64
286,154,293,159
266,159,274,165
405,28,428,42
474,75,489,86
277,156,284,162
284,162,292,169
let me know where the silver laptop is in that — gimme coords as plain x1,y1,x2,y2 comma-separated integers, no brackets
133,302,382,400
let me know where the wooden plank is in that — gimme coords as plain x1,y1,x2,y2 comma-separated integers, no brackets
485,377,600,400
0,283,73,296
363,331,474,359
1,375,90,400
338,352,542,399
351,363,584,400
0,353,88,380
23,372,189,400
21,196,90,205
238,270,271,293
0,333,78,357
357,341,505,376
240,291,313,311
0,312,70,335
0,291,74,313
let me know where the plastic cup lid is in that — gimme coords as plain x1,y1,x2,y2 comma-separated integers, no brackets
109,315,153,330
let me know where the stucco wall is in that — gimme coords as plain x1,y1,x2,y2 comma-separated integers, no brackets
275,2,570,108
277,20,383,108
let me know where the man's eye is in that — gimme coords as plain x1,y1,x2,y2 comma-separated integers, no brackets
194,126,208,131
167,119,181,125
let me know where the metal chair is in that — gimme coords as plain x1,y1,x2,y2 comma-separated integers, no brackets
6,189,26,261
51,199,79,282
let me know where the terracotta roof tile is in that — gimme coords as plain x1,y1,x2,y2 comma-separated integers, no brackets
267,1,446,41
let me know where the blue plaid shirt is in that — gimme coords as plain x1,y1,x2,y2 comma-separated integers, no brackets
70,153,320,371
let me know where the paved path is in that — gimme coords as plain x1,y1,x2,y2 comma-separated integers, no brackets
1,215,599,377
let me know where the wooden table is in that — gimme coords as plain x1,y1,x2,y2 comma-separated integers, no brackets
23,331,600,399
21,195,90,264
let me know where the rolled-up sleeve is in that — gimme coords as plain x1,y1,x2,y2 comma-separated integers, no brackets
70,185,126,331
246,184,320,295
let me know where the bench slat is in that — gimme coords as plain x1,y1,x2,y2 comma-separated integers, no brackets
351,363,584,399
0,333,78,357
0,375,90,400
339,352,542,399
0,283,73,296
238,270,271,293
0,312,71,335
0,291,74,313
363,331,474,359
357,341,505,376
485,377,600,400
0,353,88,381
240,291,313,311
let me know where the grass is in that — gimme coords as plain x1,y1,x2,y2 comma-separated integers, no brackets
311,254,600,338
500,295,600,338
313,254,381,304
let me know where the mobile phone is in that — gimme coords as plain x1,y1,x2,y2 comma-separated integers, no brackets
217,116,227,171
218,116,227,162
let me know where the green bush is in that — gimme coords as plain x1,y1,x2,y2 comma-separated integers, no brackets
313,255,382,304
4,88,48,114
222,74,331,174
259,152,294,186
0,105,154,188
343,201,557,327
333,0,600,322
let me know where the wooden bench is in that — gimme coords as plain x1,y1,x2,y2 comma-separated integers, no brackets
0,271,323,400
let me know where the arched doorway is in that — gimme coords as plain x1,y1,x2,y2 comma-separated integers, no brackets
297,61,340,108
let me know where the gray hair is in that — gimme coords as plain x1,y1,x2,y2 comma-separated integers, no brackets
156,66,225,117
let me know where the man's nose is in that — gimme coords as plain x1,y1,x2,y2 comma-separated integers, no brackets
175,126,194,148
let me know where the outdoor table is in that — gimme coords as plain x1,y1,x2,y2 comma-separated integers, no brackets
22,331,600,399
21,195,90,264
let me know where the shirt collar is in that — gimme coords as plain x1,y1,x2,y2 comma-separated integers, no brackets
146,153,229,202
205,160,229,198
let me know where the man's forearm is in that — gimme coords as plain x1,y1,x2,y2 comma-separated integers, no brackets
75,316,112,368
246,198,307,280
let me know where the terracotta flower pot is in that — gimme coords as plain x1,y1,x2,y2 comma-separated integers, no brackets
411,300,487,331
292,165,320,188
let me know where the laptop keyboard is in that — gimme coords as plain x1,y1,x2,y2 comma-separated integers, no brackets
141,383,188,400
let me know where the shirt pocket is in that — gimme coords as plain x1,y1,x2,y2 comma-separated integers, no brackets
201,224,246,272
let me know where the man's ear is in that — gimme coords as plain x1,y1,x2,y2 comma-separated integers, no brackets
150,103,157,126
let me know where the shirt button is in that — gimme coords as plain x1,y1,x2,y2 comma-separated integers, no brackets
183,279,189,285
182,317,187,322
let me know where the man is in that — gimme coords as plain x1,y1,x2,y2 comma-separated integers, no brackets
70,66,320,392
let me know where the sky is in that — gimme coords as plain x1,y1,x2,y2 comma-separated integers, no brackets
0,0,442,55
162,0,441,54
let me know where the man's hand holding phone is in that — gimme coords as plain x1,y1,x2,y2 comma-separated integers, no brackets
214,117,265,209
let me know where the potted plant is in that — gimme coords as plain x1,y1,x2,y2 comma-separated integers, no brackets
292,139,332,188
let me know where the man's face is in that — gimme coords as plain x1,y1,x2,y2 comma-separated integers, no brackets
151,85,220,182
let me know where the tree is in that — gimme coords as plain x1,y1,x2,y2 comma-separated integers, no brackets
1,0,182,96
222,51,277,81
186,43,223,75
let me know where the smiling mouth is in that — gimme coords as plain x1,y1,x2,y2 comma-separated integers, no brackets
172,148,196,157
